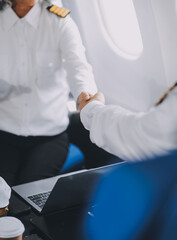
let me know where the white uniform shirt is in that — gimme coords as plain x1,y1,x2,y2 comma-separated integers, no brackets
81,88,177,161
0,1,97,136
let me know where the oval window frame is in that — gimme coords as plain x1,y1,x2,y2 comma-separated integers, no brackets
94,0,144,60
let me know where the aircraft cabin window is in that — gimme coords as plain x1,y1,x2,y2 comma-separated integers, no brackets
98,0,143,59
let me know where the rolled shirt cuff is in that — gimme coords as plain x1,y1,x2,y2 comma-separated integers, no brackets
73,85,97,102
80,100,105,130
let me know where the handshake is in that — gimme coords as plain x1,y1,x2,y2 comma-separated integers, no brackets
77,92,105,111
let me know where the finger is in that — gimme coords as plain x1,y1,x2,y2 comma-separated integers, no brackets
80,92,90,101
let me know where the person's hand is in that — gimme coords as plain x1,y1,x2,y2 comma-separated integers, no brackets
77,92,92,110
77,92,105,111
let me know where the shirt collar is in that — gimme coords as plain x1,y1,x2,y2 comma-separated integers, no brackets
2,5,19,31
1,1,42,31
24,1,42,29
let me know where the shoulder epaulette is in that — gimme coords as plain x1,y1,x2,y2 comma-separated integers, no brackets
156,82,177,105
47,5,70,18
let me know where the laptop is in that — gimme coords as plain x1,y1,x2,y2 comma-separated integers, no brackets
12,163,120,215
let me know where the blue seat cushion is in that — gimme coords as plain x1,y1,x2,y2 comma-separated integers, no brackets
61,144,84,173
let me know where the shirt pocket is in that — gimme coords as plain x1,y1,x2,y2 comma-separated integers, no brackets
36,51,60,89
0,54,9,80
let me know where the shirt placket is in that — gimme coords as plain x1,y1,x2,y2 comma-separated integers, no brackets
18,20,30,135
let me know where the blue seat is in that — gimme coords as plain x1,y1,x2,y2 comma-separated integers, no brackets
60,144,84,173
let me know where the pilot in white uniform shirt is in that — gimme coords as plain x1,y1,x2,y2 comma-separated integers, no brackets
0,0,97,186
80,86,177,161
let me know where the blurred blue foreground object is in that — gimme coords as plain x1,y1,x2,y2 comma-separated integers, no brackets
86,150,177,240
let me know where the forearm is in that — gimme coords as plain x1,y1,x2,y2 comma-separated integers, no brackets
59,17,97,100
80,98,177,161
81,101,146,160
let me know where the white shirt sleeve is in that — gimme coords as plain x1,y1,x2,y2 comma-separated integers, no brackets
80,90,177,161
59,16,97,100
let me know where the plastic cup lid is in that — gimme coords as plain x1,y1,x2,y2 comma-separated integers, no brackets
0,217,25,238
0,177,11,208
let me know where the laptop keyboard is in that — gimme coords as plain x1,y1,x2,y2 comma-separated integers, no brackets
28,191,51,209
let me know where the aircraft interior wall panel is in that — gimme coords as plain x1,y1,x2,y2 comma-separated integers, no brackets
53,0,63,6
151,0,177,86
63,0,170,111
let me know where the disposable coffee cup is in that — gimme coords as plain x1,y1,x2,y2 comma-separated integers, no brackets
0,217,25,240
0,177,11,209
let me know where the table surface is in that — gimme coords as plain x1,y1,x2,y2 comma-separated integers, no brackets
8,192,91,240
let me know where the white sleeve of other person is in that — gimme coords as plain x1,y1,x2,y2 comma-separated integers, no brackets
80,89,177,161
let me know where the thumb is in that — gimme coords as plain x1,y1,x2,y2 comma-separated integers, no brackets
80,92,91,101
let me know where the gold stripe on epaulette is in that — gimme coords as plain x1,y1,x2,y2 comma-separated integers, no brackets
47,5,70,18
156,82,177,105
